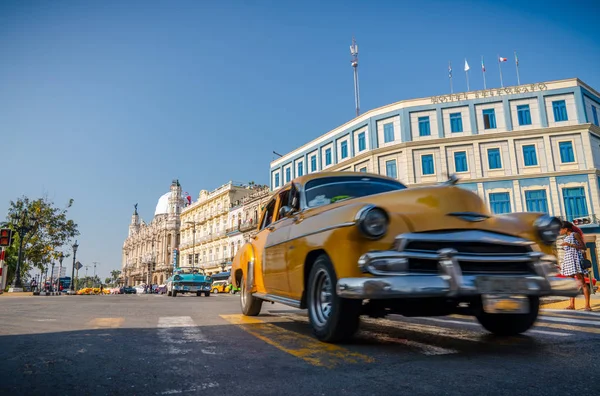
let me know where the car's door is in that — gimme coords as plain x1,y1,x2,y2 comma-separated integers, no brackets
263,187,294,295
249,196,277,294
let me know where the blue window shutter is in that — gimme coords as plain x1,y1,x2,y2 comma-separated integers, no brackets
483,109,496,129
552,100,568,122
359,167,367,173
325,148,332,165
358,132,366,151
517,105,532,126
454,151,468,172
559,142,575,163
274,173,280,187
522,145,538,166
385,160,397,179
341,141,348,159
489,192,511,214
310,156,316,172
487,148,502,169
285,168,291,183
592,106,599,126
421,154,434,175
525,190,548,213
383,123,394,143
418,116,430,136
563,187,588,221
297,162,303,176
450,113,463,133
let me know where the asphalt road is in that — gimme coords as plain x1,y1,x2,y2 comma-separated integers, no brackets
0,293,599,396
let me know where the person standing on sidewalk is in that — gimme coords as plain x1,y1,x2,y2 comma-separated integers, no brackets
560,221,592,311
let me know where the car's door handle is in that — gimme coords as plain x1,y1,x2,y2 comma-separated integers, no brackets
267,225,275,231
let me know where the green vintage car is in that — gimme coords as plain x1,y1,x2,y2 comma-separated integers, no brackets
166,267,212,297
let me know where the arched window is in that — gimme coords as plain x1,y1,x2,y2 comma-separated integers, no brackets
153,275,158,284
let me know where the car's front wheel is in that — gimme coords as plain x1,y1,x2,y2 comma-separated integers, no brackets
307,254,361,343
240,273,262,316
212,288,219,294
475,296,540,336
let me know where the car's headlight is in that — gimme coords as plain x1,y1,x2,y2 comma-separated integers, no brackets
356,205,388,239
534,215,562,245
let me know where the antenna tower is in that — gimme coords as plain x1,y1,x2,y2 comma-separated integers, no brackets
350,36,360,118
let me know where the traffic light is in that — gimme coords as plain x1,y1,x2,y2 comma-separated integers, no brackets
0,228,13,247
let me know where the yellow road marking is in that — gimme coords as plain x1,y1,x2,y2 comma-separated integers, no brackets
87,318,124,329
220,314,374,368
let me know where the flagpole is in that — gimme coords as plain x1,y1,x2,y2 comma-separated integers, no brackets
449,61,453,94
515,50,521,85
482,56,487,90
498,54,504,88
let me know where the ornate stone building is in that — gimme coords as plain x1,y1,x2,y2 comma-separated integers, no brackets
121,180,185,286
179,181,256,275
226,185,272,258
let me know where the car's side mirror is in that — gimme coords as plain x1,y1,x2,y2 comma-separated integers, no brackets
279,205,293,218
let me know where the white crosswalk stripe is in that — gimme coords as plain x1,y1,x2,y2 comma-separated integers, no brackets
419,317,573,337
157,316,217,355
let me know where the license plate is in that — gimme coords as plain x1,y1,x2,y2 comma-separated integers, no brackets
476,276,530,294
482,294,529,314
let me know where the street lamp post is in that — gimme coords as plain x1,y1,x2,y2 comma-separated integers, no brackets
186,221,197,271
9,209,37,292
58,252,64,293
70,241,79,292
50,261,55,293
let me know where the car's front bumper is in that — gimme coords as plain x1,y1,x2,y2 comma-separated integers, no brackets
337,246,579,299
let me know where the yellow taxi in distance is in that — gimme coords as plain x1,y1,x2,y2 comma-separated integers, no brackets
230,172,579,343
211,280,230,294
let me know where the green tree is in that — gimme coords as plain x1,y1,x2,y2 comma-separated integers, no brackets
4,195,79,287
104,277,111,285
110,269,122,284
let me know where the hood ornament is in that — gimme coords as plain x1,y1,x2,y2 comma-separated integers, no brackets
447,212,490,222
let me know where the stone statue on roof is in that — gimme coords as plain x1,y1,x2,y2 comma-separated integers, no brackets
134,203,138,215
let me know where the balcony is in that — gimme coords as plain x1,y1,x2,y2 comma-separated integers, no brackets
239,221,257,232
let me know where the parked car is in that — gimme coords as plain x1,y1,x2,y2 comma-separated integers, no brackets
211,280,230,294
120,286,136,294
166,267,212,297
230,172,579,343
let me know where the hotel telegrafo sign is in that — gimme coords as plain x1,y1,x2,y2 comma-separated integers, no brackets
430,82,548,104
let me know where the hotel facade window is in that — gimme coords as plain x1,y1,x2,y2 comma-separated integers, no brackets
525,190,548,213
340,141,348,159
418,116,431,136
385,160,397,179
552,100,568,122
421,154,434,175
592,106,599,126
450,113,463,133
297,162,303,176
310,155,317,172
358,132,366,152
274,173,280,188
562,187,588,220
487,148,502,169
285,167,291,183
559,141,575,163
454,151,468,172
383,123,394,143
359,167,367,173
325,148,332,166
522,145,538,166
489,192,511,214
483,109,497,129
517,105,532,126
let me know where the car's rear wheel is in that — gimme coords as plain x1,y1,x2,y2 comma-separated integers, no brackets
240,273,262,316
167,290,172,297
475,296,540,336
307,254,361,343
204,291,210,297
213,288,219,294
172,290,177,297
196,292,202,297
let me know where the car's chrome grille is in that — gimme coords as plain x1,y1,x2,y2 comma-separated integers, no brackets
396,230,537,275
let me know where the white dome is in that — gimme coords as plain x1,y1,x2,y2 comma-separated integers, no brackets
154,192,171,216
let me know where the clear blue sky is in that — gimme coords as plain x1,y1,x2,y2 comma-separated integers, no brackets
1,0,599,280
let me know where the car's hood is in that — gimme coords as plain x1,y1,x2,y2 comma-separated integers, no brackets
325,185,534,238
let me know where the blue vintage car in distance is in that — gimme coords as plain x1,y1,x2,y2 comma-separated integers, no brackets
166,267,212,297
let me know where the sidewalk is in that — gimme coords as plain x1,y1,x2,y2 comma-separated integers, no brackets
541,294,600,311
0,291,33,297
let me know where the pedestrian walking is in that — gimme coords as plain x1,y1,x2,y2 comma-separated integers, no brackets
100,284,104,295
560,221,591,311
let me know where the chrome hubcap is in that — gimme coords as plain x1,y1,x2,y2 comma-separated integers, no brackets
241,281,247,307
311,268,333,327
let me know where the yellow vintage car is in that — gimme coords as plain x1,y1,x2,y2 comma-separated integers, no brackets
230,172,578,343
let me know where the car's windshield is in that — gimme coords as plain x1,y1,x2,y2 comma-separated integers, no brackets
304,176,406,208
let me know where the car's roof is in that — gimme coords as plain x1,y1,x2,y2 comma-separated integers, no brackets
274,171,401,193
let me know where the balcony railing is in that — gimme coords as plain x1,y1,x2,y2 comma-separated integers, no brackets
239,222,257,232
